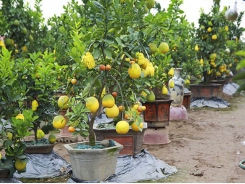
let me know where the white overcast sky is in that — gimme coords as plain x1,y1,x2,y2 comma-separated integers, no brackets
23,0,245,38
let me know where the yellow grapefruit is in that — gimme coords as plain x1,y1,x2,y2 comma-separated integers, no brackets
52,115,66,129
105,104,119,118
131,122,143,132
58,95,69,110
85,96,99,113
102,94,115,108
158,42,169,54
128,63,141,79
48,134,57,144
15,158,27,173
116,121,130,134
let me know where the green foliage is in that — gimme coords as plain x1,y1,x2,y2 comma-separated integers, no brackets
233,50,245,92
0,0,49,55
194,1,245,83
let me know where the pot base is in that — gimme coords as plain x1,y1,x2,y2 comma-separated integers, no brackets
64,141,123,181
170,105,188,121
143,127,170,145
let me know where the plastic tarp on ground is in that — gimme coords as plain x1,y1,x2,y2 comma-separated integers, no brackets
68,149,178,183
14,151,72,179
1,150,177,183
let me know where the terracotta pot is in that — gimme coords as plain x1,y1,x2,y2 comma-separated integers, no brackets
94,128,146,155
183,92,192,110
0,168,10,178
189,83,221,98
142,99,173,128
210,79,225,93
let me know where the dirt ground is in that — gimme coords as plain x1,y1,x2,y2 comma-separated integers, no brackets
53,93,245,183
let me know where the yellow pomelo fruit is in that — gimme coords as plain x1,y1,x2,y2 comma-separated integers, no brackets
141,91,147,98
207,27,212,32
58,95,69,110
22,46,27,52
141,58,150,69
105,104,119,118
168,68,174,77
146,91,155,102
31,100,39,111
128,63,141,79
52,115,66,129
158,42,169,54
116,121,130,134
200,59,204,65
102,94,115,108
36,129,45,139
185,79,190,85
85,96,99,113
16,114,24,120
209,53,216,59
131,122,143,132
212,34,217,40
224,26,229,31
169,79,175,88
48,134,57,144
194,45,199,51
148,43,158,54
162,85,168,95
15,158,27,173
7,132,13,140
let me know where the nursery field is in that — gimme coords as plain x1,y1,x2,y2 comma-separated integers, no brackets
52,93,245,183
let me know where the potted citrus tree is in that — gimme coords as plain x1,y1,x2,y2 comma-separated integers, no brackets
13,50,65,153
48,0,157,181
190,0,238,98
0,47,37,178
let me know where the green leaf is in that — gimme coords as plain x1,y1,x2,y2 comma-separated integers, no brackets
235,51,245,57
233,71,245,81
236,59,245,70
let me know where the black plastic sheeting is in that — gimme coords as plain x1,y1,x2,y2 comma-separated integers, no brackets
68,149,178,183
191,97,230,108
14,151,72,179
1,149,177,183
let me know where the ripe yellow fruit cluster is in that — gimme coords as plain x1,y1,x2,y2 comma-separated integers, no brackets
134,52,154,77
81,52,95,69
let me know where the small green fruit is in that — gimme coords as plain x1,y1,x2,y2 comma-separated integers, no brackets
146,91,155,102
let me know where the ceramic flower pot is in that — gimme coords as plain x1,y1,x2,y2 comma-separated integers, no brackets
168,68,185,107
63,141,123,181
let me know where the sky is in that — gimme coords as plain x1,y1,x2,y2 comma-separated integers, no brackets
24,0,245,37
